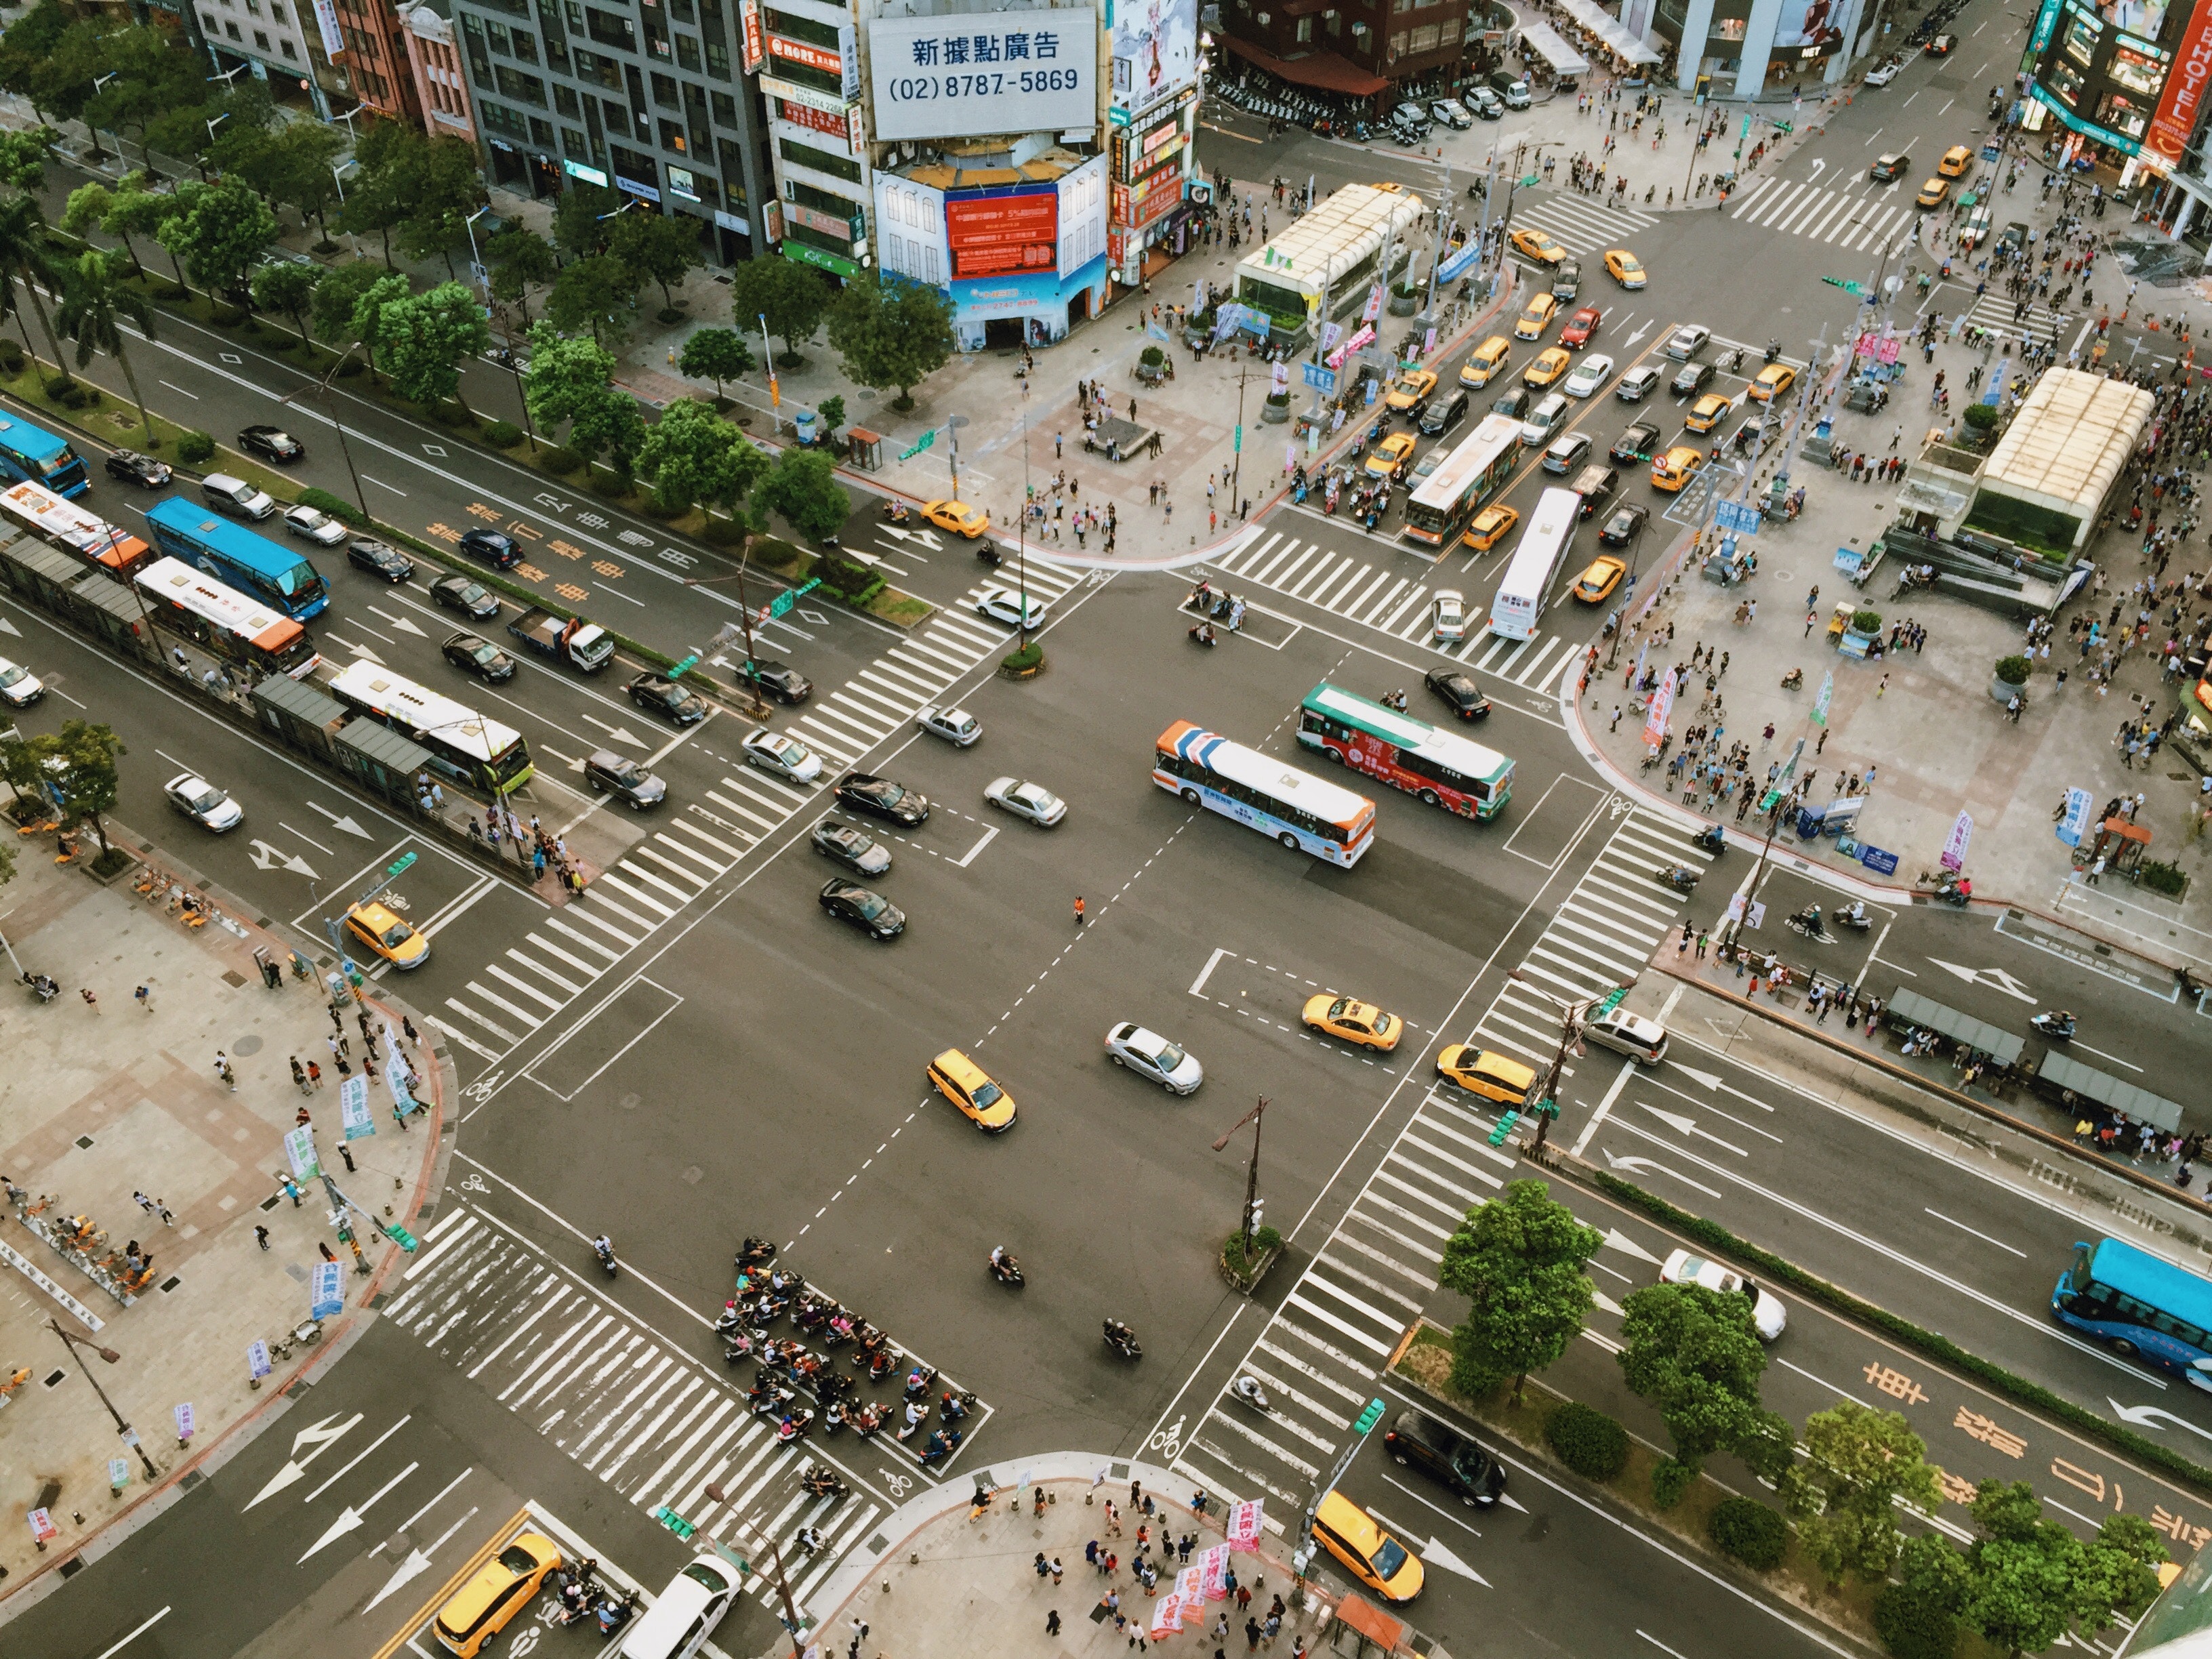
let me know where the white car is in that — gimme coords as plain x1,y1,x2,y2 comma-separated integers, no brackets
1659,1248,1787,1341
1105,1022,1205,1094
281,504,350,547
975,586,1048,630
740,726,821,785
1562,352,1617,399
165,771,243,832
620,1553,739,1659
917,703,981,746
1864,60,1902,86
0,655,43,708
985,776,1066,826
1665,324,1713,361
1616,365,1663,403
1432,588,1469,642
1431,98,1473,129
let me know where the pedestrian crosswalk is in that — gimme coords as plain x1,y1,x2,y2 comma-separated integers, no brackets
434,556,1091,1062
1167,808,1711,1522
1726,175,1923,253
1509,194,1660,258
1202,529,1586,693
1957,285,2074,350
386,1200,953,1616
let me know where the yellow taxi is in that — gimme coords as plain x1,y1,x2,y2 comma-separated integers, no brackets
1652,445,1706,493
1916,177,1950,209
1523,346,1572,389
1465,502,1518,551
1752,362,1797,402
1508,227,1568,266
1513,293,1560,341
344,899,428,970
1383,369,1437,413
434,1532,562,1656
1684,392,1732,433
1435,1046,1536,1107
1938,144,1973,178
1572,554,1629,602
1366,432,1417,478
926,1048,1017,1132
1458,335,1512,388
1312,1491,1424,1604
1603,247,1646,289
1300,994,1403,1052
923,498,989,537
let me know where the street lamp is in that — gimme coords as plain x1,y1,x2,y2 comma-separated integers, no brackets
281,340,371,525
1504,970,1636,1152
464,204,495,304
1210,1097,1269,1265
46,1317,161,1483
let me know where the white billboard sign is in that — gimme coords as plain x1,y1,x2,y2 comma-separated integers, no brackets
868,8,1096,143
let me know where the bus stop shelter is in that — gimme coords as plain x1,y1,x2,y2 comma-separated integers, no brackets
2036,1050,2183,1132
1519,20,1591,75
1883,987,2025,1067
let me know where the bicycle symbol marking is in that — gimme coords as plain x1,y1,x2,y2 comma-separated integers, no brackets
459,1173,491,1194
1148,1414,1185,1463
879,1469,914,1496
462,1071,505,1102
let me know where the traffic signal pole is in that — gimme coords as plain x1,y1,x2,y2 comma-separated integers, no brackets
1293,1397,1387,1597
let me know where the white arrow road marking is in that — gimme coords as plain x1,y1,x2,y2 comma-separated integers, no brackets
1622,321,1653,348
248,838,319,879
1602,1227,1666,1267
365,606,426,637
321,633,383,663
304,1414,413,1503
1422,1534,1489,1584
1638,1103,1747,1156
364,1505,480,1613
1671,1065,1721,1089
300,1461,417,1562
579,714,648,748
1593,1289,1626,1317
1601,1149,1722,1198
2110,1399,2212,1441
1926,958,2037,1002
306,802,373,839
246,1411,363,1509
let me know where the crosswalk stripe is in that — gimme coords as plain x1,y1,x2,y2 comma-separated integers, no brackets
596,872,677,916
1509,634,1568,686
639,1397,737,1509
1252,541,1309,583
499,951,581,996
1322,562,1373,609
615,858,696,904
729,769,812,807
838,682,912,721
1285,552,1345,598
1206,1409,1324,1477
1282,1290,1393,1358
706,790,783,833
670,817,745,859
1379,585,1428,631
521,933,605,979
1729,176,1776,218
1347,571,1395,618
650,832,724,876
545,917,623,960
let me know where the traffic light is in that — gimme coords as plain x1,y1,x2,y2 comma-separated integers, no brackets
1488,1109,1523,1147
652,1505,697,1540
1530,1097,1559,1120
1353,1399,1386,1435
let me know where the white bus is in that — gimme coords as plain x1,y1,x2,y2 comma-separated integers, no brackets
1490,486,1580,641
136,556,321,679
324,659,535,794
1402,415,1523,548
1153,719,1377,866
0,478,152,580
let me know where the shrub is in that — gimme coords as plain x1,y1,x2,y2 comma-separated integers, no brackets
1872,1582,1960,1659
0,339,23,373
812,552,884,606
1851,609,1881,634
1543,1403,1628,1480
1222,1225,1283,1279
1139,344,1166,368
1650,1456,1697,1511
336,358,365,377
1708,1497,1787,1569
638,493,684,519
1962,401,2000,431
40,373,72,401
1265,390,1291,406
88,845,136,881
657,306,684,325
1001,641,1044,674
298,486,367,527
1994,654,2031,684
209,302,247,327
481,419,525,448
175,430,216,465
539,445,583,476
698,514,745,546
2140,857,2190,897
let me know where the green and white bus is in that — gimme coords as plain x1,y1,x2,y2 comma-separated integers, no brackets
1294,682,1514,820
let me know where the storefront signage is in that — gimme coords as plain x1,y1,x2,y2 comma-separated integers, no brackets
946,187,1058,278
839,21,861,101
777,96,852,141
1109,0,1197,120
2030,79,2143,155
1112,174,1183,231
739,0,765,73
714,208,750,234
2145,0,2212,165
786,201,858,238
2030,0,2064,53
770,34,843,75
764,201,785,241
617,173,663,202
783,239,857,278
867,9,1096,143
564,158,609,185
310,0,345,58
760,72,850,117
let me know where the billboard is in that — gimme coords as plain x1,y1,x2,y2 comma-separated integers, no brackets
1774,0,1845,49
739,0,765,73
2145,0,2212,165
868,8,1097,143
946,188,1059,279
1111,0,1197,119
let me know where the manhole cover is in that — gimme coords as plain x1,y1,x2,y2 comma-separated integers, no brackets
620,1092,640,1110
682,1166,703,1184
233,1034,264,1056
422,443,448,457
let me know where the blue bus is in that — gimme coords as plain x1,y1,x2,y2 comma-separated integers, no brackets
146,497,327,619
0,411,89,497
2053,1237,2212,1387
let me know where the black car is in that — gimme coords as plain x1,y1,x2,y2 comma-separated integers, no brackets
460,528,520,569
430,573,501,621
1570,463,1619,518
443,630,516,682
1423,667,1491,720
1671,361,1716,398
819,878,905,940
1416,388,1471,438
626,672,705,724
811,818,891,876
1610,421,1661,464
237,424,305,464
1599,503,1650,547
834,771,929,827
104,449,171,488
1383,1410,1507,1508
348,538,415,583
1491,387,1531,422
584,749,665,808
737,658,813,704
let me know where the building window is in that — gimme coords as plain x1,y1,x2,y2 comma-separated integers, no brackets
711,89,737,125
1326,10,1340,34
670,0,693,19
201,12,218,33
1387,29,1405,56
281,36,296,54
675,30,699,69
225,20,241,39
777,135,860,183
705,37,729,75
1294,15,1311,39
1439,15,1457,41
253,28,270,48
1407,22,1437,49
571,47,621,85
562,125,590,157
512,26,539,61
245,0,259,14
482,101,528,137
554,83,580,115
651,70,679,106
660,117,689,152
488,20,512,53
494,64,547,104
531,115,556,145
762,7,838,47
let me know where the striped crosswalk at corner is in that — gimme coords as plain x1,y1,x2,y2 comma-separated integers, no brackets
1166,810,1710,1521
1724,174,1922,255
1507,194,1660,258
1204,528,1583,690
434,556,1090,1062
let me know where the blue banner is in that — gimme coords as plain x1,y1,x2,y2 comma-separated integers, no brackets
1984,356,2009,405
1303,362,1337,393
1859,845,1900,877
310,1259,344,1321
2030,0,2062,54
2057,786,2095,847
1437,239,1481,283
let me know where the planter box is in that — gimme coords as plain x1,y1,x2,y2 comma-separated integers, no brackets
1219,1242,1284,1292
1261,398,1292,424
85,850,139,886
998,656,1046,681
1388,291,1419,315
1990,675,2028,705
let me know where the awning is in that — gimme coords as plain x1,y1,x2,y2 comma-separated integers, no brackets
1883,987,2026,1067
1552,0,1665,63
2096,816,2152,845
1519,20,1591,74
2038,1050,2184,1132
1332,1596,1406,1653
1220,35,1390,96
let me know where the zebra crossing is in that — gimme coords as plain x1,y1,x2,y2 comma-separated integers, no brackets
1725,174,1923,253
1202,528,1586,692
1167,808,1711,1521
385,1200,937,1616
434,556,1090,1062
1508,194,1659,258
1957,285,2074,350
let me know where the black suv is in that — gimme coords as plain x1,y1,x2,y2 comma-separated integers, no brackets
737,659,813,704
1383,1410,1507,1507
460,528,520,569
584,749,665,808
1417,388,1471,438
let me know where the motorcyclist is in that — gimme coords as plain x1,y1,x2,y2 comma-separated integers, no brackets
1839,900,1868,926
592,1234,614,1261
1795,904,1823,932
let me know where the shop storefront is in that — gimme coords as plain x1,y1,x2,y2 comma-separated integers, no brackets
2020,0,2212,226
1650,0,1868,97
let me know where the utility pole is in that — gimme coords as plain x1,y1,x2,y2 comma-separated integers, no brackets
46,1318,161,1483
1502,970,1635,1151
703,1481,806,1659
279,340,371,526
1230,361,1247,510
1210,1097,1269,1263
1292,1397,1387,1595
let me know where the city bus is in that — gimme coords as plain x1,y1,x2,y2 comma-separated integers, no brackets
1402,415,1523,548
2053,1236,2212,1385
1153,718,1376,866
1490,485,1579,640
325,659,535,795
0,478,152,580
1295,682,1515,820
135,556,321,680
0,412,89,497
146,496,327,619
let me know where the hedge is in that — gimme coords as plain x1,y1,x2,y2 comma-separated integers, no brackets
297,486,369,527
481,419,525,449
1544,1401,1629,1480
175,430,216,465
1590,1172,2212,1495
1709,1496,1787,1570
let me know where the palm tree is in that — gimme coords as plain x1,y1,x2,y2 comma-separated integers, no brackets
0,192,70,385
57,250,155,445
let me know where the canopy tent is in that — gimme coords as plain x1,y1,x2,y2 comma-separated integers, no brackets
1553,0,1665,64
1518,20,1592,74
1883,987,2025,1067
2037,1051,2183,1132
1220,36,1391,96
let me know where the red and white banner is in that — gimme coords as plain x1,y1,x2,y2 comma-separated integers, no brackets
1940,809,1973,872
1361,282,1384,323
739,0,765,72
1642,667,1677,750
2146,0,2212,167
1176,1565,1204,1601
1327,323,1375,371
1150,1592,1191,1638
1199,1543,1231,1598
1227,1498,1265,1550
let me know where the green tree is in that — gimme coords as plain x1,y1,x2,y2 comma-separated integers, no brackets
395,135,488,279
30,720,125,855
56,249,157,445
148,79,275,184
749,445,848,544
609,209,703,316
0,2,68,121
217,119,347,246
102,172,180,285
552,182,624,259
312,260,396,362
523,325,644,466
347,272,412,374
377,281,492,417
61,181,121,262
156,179,277,298
1781,1401,1940,1585
250,260,323,350
83,24,203,158
545,253,639,344
1876,1533,1971,1659
1617,1282,1793,1502
340,119,424,268
679,326,753,400
1437,1178,1599,1405
729,256,828,367
486,224,557,323
635,397,768,514
817,394,844,443
1961,1483,2164,1659
825,270,956,411
0,192,67,382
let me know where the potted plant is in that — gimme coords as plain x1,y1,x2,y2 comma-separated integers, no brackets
1990,653,2031,705
1262,388,1292,424
1840,608,1880,655
1388,280,1420,316
1961,401,2001,448
1136,344,1170,386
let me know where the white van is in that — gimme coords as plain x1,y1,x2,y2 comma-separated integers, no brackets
201,472,276,520
618,1557,739,1659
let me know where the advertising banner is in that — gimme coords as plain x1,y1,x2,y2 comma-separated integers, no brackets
2057,786,2095,846
310,1259,345,1321
338,1076,375,1141
1111,0,1197,119
247,1338,273,1380
1642,666,1676,748
1226,1498,1265,1549
311,0,345,58
777,96,853,142
869,9,1097,144
740,0,765,72
1940,809,1974,872
770,35,842,75
2144,0,2212,167
283,1125,321,1181
946,188,1058,278
1811,668,1834,726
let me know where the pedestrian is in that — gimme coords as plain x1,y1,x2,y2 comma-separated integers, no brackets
79,987,98,1013
307,1060,323,1090
134,1191,155,1215
134,983,150,1012
338,1142,355,1173
1037,1553,1052,1578
1051,1557,1065,1586
254,1224,270,1250
282,1176,302,1207
295,1105,312,1128
1086,1540,1101,1571
214,1052,236,1091
1074,895,1087,926
1047,1610,1063,1637
156,1200,173,1226
1877,672,1890,697
318,1241,335,1263
403,1015,419,1046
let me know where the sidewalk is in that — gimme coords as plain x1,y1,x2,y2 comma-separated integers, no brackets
0,819,450,1599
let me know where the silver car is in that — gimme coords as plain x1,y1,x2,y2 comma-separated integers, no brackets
0,655,43,708
165,771,243,832
1431,588,1468,642
1665,324,1713,361
1105,1023,1204,1094
917,703,982,746
1584,1006,1669,1065
985,776,1065,826
975,586,1048,630
283,504,349,547
741,726,822,785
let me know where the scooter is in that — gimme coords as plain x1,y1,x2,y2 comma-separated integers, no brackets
1931,881,1971,908
1231,1375,1272,1413
775,1410,815,1445
592,1238,618,1278
722,1332,764,1366
20,972,58,1004
736,1236,776,1270
858,1347,896,1384
920,1427,964,1465
1835,905,1872,933
848,1401,887,1439
977,543,1004,567
940,1389,975,1423
1786,909,1830,940
2030,1010,2076,1041
1189,623,1218,647
903,1364,939,1401
1765,339,1782,363
881,501,912,525
800,1464,849,1499
1103,1319,1143,1360
1692,825,1727,855
989,1250,1025,1286
594,1588,641,1640
748,1381,797,1418
1656,865,1700,893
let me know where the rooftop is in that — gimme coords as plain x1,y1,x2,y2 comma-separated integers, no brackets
1979,367,2154,514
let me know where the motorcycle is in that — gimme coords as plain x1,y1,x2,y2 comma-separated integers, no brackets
736,1236,777,1271
1728,346,1746,373
1692,825,1727,855
859,1347,896,1384
714,1300,758,1338
775,1410,815,1444
800,1464,849,1499
1780,668,1804,689
920,1427,964,1466
1189,623,1218,647
1786,908,1830,940
1103,1319,1144,1360
815,1370,855,1404
1656,865,1700,893
1835,904,1872,933
1765,338,1782,364
768,1268,806,1296
748,1381,797,1418
823,1311,860,1347
823,1397,848,1434
903,1364,939,1401
849,1401,887,1439
722,1333,764,1366
1231,1375,1272,1414
592,1237,618,1279
794,1294,837,1332
895,1401,930,1442
1929,880,1971,908
940,1389,976,1423
747,1290,790,1325
2030,1010,2077,1041
989,1250,1025,1286
881,501,912,525
594,1588,641,1640
977,543,1004,567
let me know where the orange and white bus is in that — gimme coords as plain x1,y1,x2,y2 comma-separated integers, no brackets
1401,414,1522,547
0,478,152,580
135,556,321,680
1153,719,1376,866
